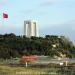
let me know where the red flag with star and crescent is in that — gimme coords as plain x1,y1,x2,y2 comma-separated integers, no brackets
3,13,8,18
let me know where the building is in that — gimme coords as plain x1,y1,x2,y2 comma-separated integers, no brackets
24,20,39,37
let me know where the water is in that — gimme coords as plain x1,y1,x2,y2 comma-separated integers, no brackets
33,59,75,63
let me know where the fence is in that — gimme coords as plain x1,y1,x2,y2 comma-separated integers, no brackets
0,59,75,75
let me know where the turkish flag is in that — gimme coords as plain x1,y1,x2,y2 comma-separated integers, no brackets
3,13,8,18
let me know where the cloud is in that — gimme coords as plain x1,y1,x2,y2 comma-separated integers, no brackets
20,0,63,14
19,0,62,15
0,0,8,6
40,0,63,7
66,20,75,31
40,20,75,44
0,24,23,35
20,9,35,15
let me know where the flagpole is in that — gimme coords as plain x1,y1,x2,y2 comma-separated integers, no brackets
2,13,5,34
2,13,4,34
0,14,2,33
2,13,8,34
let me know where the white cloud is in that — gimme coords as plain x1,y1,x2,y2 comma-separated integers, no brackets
0,0,8,6
40,0,63,6
40,19,75,43
46,0,62,3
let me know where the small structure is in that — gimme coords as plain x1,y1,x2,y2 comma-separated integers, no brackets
21,55,39,67
59,62,63,66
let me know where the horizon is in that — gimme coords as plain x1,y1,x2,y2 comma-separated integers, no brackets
0,0,75,44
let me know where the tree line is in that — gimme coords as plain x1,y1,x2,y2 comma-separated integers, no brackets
0,33,75,59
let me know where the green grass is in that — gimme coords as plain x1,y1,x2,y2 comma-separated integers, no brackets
0,59,75,75
0,65,75,75
0,66,50,75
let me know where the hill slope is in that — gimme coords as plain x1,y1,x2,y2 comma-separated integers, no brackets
0,33,75,59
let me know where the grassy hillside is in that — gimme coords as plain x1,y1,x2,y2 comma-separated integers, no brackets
0,33,75,59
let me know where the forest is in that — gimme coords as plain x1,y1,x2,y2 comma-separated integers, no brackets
0,33,75,59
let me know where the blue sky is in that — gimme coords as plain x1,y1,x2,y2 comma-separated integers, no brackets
0,0,75,44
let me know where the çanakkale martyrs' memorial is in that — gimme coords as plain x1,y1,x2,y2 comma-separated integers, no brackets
0,20,75,59
24,20,39,38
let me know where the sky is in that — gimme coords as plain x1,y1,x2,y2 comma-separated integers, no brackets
0,0,75,44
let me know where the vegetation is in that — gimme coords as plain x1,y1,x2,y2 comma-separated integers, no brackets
0,65,75,75
0,33,75,59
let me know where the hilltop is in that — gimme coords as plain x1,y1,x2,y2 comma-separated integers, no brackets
0,33,75,59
